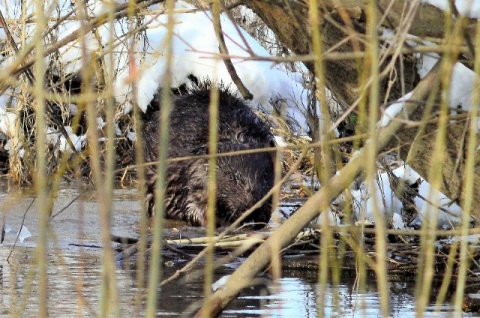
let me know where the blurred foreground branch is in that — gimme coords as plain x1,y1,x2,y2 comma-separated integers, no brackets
195,61,441,317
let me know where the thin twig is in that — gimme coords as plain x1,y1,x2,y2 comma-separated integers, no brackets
7,197,36,264
49,185,91,219
211,3,253,99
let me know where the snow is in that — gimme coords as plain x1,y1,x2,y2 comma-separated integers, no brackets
59,130,86,153
0,108,17,136
382,27,479,133
212,275,231,292
414,48,480,134
416,51,439,79
316,207,340,226
352,172,405,229
46,126,86,153
383,29,480,134
392,165,421,185
127,129,136,142
411,178,464,229
0,88,18,110
273,135,287,147
416,50,477,112
422,0,480,18
351,164,465,229
96,117,106,130
54,1,313,133
380,92,413,127
4,139,24,158
114,123,123,136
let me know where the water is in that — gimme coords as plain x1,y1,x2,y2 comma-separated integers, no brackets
0,185,476,317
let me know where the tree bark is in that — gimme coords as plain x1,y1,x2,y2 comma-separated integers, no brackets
244,0,480,215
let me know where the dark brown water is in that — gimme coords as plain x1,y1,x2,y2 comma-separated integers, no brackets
0,185,475,317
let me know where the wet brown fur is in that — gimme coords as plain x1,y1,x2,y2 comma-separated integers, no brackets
143,86,275,227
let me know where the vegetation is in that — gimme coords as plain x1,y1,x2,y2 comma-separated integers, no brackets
1,0,479,317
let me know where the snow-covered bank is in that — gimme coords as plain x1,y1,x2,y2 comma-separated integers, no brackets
54,1,314,133
352,165,466,230
0,0,320,161
381,29,480,135
0,0,320,157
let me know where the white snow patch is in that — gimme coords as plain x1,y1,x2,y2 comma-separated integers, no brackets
0,88,19,110
127,130,136,142
422,0,480,19
316,207,340,226
392,165,422,185
212,275,231,291
380,92,413,127
60,129,86,152
17,225,32,243
96,117,106,130
412,41,480,134
274,135,288,147
415,44,478,112
68,104,78,116
47,126,86,152
0,109,17,136
412,179,464,229
352,164,465,229
352,173,404,227
114,123,122,136
4,139,24,158
56,1,314,133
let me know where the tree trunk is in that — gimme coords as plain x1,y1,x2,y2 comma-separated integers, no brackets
244,0,480,215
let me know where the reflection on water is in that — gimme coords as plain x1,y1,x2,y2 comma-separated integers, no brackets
0,186,476,317
0,248,137,316
1,250,474,317
153,268,476,317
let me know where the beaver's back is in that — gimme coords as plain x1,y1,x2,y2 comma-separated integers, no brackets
143,87,275,227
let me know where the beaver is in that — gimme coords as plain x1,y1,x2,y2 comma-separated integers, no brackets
142,86,275,227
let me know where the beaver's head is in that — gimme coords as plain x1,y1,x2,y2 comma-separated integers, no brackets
213,142,274,227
